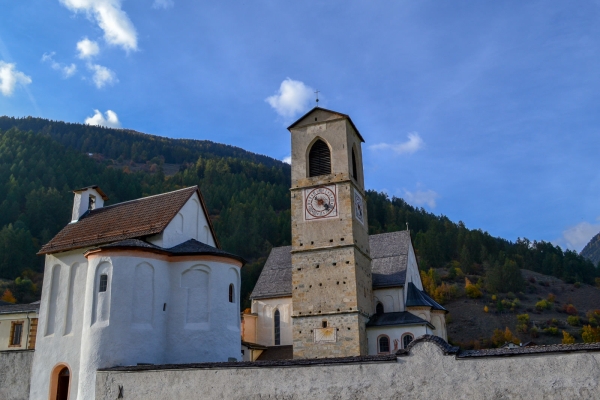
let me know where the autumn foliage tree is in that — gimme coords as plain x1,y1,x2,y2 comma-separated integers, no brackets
1,289,17,303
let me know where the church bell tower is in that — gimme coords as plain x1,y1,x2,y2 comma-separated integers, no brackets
289,107,372,358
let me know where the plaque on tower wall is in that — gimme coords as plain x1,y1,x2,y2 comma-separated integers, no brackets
354,188,364,225
304,185,338,221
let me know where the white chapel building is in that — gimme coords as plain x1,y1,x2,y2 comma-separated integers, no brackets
31,185,244,400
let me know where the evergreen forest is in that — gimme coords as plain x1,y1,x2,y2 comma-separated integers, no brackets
0,117,598,309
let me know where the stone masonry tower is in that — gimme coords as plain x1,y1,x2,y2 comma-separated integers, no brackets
289,107,372,358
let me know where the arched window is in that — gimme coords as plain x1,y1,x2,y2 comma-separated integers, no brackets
229,284,234,303
352,148,358,180
50,364,70,400
403,333,414,349
378,335,390,354
308,139,331,177
274,309,281,345
376,302,384,315
99,274,108,292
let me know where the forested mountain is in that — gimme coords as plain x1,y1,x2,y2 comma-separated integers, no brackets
581,233,600,266
0,118,598,309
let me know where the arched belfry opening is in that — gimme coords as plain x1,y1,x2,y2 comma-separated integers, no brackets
308,139,331,177
351,147,358,180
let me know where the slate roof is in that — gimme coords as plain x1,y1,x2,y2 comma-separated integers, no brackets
367,311,433,328
93,238,245,264
39,186,219,255
405,282,447,312
251,231,412,300
0,302,40,315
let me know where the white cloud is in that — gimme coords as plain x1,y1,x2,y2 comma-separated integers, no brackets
152,0,174,9
85,109,121,128
556,221,600,252
369,132,425,155
0,61,32,96
59,0,138,52
77,38,100,59
282,156,291,164
403,188,439,209
88,63,118,88
41,52,77,78
266,78,314,118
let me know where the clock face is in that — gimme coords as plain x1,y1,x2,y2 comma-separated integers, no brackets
354,188,364,225
305,185,338,220
314,327,336,343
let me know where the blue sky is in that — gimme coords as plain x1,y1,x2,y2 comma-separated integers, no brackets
1,1,599,252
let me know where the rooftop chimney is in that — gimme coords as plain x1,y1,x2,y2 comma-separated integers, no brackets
71,185,108,223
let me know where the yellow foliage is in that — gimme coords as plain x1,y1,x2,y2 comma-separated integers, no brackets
582,325,600,343
465,278,482,298
491,327,519,347
484,305,489,313
561,331,575,344
1,289,16,304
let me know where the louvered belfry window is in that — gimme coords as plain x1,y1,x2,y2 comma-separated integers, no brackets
308,139,331,177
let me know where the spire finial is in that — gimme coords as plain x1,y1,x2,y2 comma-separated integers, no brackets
315,90,320,107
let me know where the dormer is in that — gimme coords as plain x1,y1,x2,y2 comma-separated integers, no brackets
71,185,109,223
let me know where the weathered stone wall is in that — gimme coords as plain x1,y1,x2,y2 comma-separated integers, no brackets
95,339,600,400
0,350,33,400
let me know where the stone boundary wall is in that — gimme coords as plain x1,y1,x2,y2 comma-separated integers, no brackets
0,350,34,400
96,336,600,400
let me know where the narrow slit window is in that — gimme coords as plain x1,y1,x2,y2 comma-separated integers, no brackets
308,139,331,177
352,148,358,180
99,274,108,292
229,284,234,303
274,309,281,345
376,302,384,315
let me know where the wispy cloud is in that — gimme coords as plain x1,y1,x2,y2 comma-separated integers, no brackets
554,220,600,252
282,156,291,164
87,63,117,88
85,109,121,128
152,0,174,9
41,52,77,78
369,132,424,155
77,38,100,59
403,187,439,209
266,78,314,119
59,0,138,52
0,61,32,96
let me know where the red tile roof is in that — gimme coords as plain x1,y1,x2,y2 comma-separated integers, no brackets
38,186,219,255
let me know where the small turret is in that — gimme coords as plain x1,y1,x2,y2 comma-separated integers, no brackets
71,185,108,222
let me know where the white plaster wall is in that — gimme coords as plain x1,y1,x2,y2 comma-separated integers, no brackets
0,350,34,400
95,342,600,400
405,243,422,290
372,287,404,313
149,193,216,248
251,297,293,347
29,250,90,400
366,325,430,355
165,259,241,363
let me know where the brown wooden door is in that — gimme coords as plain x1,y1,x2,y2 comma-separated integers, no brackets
56,368,69,400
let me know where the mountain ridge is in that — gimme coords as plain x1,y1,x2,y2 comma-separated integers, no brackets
581,232,600,265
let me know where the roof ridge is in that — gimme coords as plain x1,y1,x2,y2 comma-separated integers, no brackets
96,186,198,211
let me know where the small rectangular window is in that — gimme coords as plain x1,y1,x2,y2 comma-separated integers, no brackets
322,320,328,328
99,274,108,292
10,322,23,346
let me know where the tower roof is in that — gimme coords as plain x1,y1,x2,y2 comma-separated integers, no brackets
287,107,365,143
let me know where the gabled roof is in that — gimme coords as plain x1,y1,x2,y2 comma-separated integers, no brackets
73,185,109,200
250,231,412,299
287,107,365,142
366,311,433,329
90,238,245,265
405,282,447,312
39,186,219,255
